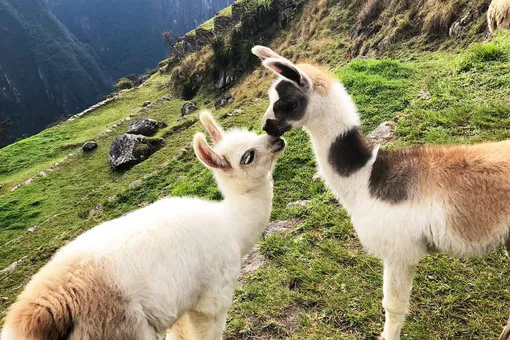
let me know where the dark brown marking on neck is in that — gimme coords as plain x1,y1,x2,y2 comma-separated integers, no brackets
328,127,373,177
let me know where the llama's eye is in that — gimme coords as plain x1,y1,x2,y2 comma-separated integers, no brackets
241,150,256,165
275,100,297,114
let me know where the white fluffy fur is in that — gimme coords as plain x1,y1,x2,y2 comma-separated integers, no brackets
1,111,283,340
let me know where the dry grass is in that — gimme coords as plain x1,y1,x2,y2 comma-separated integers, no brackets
167,47,213,98
422,0,460,35
358,0,387,25
230,68,273,102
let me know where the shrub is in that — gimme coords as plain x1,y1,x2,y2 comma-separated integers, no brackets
124,74,138,82
459,42,507,71
114,77,134,92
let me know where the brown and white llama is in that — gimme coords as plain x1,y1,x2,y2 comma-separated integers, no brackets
252,45,510,340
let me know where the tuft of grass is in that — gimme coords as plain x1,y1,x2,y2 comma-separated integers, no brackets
458,42,507,71
422,0,460,35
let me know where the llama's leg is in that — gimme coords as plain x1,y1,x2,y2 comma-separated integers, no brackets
381,260,417,340
165,313,191,340
499,314,510,340
505,235,510,257
187,309,229,340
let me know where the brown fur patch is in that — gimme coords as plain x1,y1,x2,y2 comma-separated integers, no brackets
418,141,510,243
3,256,147,340
296,63,334,96
371,140,510,243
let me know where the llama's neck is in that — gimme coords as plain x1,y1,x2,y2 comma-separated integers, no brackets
304,83,375,210
222,178,273,256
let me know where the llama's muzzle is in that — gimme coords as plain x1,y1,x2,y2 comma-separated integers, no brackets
263,119,291,137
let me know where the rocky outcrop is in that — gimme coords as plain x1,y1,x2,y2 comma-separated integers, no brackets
127,118,159,136
214,93,235,109
214,15,235,36
174,0,299,62
181,102,199,116
108,134,163,170
173,28,215,60
213,3,245,35
275,0,298,27
449,10,473,37
366,121,397,146
82,141,98,151
135,74,150,87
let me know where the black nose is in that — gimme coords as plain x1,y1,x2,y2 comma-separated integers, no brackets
263,119,283,137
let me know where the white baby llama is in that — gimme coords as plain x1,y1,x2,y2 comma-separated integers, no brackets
252,45,510,340
1,111,285,340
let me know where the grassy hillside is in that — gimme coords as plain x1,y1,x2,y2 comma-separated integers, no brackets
2,0,510,338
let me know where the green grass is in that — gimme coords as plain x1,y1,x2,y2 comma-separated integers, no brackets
2,8,510,340
458,41,507,71
199,17,215,31
217,5,233,18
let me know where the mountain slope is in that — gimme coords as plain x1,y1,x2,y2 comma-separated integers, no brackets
2,0,510,338
45,0,234,79
0,0,112,146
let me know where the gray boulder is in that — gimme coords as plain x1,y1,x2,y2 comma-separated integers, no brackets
215,93,235,109
181,102,199,116
366,121,397,146
82,141,98,151
109,134,163,170
127,118,159,136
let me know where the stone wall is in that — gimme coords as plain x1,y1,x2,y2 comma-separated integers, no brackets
172,0,299,62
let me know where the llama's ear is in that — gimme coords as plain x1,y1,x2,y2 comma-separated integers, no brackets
200,111,224,144
262,58,311,89
193,133,231,170
252,45,283,61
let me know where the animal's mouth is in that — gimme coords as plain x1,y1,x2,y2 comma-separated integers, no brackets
263,119,292,137
271,137,286,153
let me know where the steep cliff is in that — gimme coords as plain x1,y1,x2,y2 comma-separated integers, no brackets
45,0,234,79
0,0,111,146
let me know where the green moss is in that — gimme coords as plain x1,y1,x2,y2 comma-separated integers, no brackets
185,29,196,37
199,18,215,31
217,5,233,18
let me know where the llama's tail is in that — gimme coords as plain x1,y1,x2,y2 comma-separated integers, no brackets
1,298,73,340
165,313,191,340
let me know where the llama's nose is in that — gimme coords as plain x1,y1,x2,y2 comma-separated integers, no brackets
263,119,282,137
